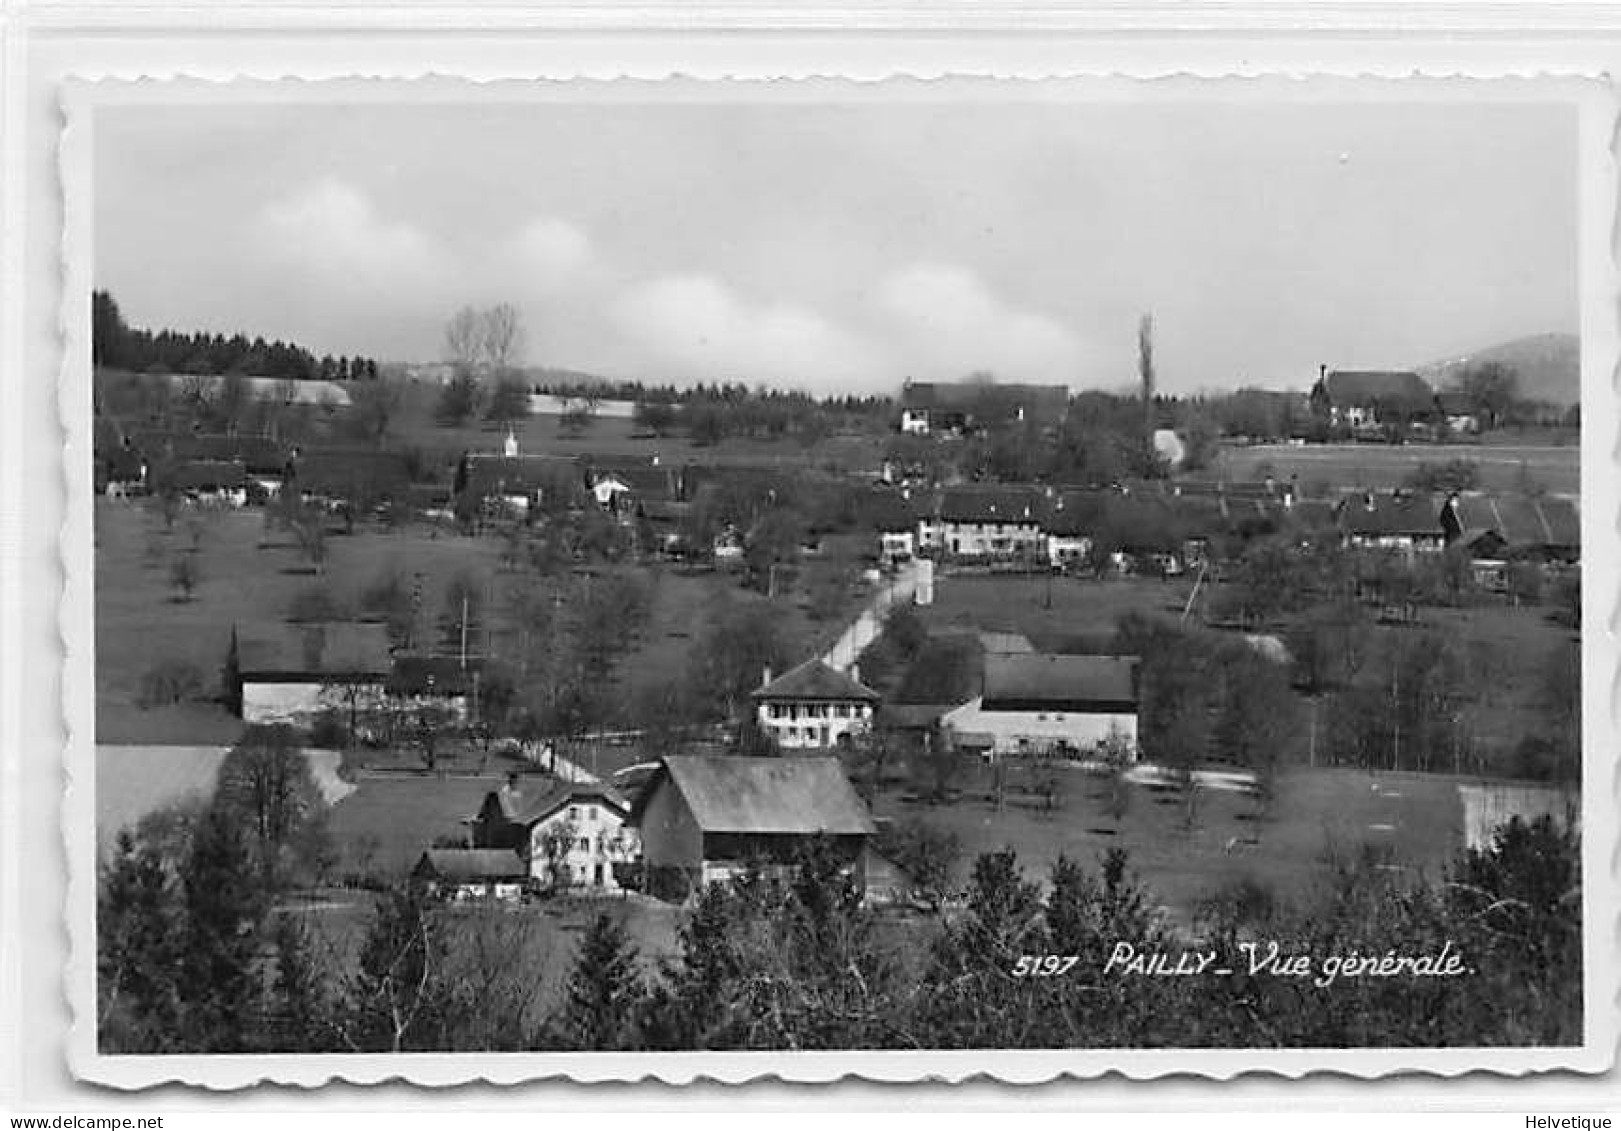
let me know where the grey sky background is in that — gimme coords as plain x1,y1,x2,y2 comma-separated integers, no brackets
94,98,1577,396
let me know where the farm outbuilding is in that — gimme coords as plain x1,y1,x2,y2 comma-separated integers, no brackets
941,652,1140,761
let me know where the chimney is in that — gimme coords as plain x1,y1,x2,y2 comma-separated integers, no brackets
761,665,773,689
1319,363,1328,381
850,663,862,688
1363,491,1375,512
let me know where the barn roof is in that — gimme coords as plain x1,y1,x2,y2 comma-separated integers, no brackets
1447,492,1580,551
752,658,880,702
1337,491,1446,537
634,755,876,837
168,459,247,490
292,448,412,498
386,655,484,696
1320,370,1436,414
981,653,1139,711
414,848,527,882
901,381,1069,425
938,486,1044,524
463,453,580,497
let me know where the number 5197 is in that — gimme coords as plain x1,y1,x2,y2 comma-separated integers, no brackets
1012,954,1079,978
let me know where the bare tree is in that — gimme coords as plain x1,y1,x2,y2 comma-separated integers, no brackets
481,303,525,373
443,306,483,375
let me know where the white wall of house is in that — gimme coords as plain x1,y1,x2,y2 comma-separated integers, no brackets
941,697,1138,760
757,698,874,749
941,519,1043,558
879,529,916,565
527,800,639,891
1047,533,1092,569
900,409,931,435
241,680,387,725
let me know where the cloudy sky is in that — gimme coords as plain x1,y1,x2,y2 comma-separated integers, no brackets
94,95,1577,396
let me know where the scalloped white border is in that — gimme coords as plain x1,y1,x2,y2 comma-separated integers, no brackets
53,70,1621,1092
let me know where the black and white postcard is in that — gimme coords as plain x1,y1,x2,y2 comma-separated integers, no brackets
54,72,1618,1087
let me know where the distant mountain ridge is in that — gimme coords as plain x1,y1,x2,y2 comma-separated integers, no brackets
1418,331,1580,408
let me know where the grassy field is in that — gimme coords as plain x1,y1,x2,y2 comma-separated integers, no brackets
874,764,1467,934
94,499,505,743
1209,442,1581,495
387,382,886,475
918,572,1198,640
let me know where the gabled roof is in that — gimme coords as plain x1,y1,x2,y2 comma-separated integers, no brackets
866,490,924,533
632,754,876,836
901,381,1069,425
1041,490,1108,535
414,848,527,882
1337,491,1445,538
463,453,578,497
487,778,630,827
133,430,287,474
981,653,1139,712
168,459,247,491
292,448,412,498
752,658,881,702
1318,371,1436,415
938,486,1044,524
1447,492,1580,550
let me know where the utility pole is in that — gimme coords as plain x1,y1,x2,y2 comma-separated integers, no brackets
460,594,469,670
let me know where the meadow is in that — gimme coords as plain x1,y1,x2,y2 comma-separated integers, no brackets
1209,441,1580,495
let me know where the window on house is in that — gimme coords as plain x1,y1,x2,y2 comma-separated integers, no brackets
835,704,850,719
568,807,578,820
577,837,590,852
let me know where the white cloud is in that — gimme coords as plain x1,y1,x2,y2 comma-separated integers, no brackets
255,178,444,299
505,217,598,295
874,263,1084,385
608,273,881,390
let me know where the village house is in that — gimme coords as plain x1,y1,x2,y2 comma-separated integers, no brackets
1309,367,1438,434
1042,490,1103,571
289,447,413,514
629,754,878,896
228,622,394,726
585,458,681,516
752,659,881,750
1437,390,1482,436
870,490,922,567
166,459,250,507
470,777,638,892
898,379,1069,436
411,847,528,902
941,652,1140,761
935,487,1046,561
457,447,580,518
1336,490,1448,555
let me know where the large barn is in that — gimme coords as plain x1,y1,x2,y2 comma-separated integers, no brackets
941,652,1140,761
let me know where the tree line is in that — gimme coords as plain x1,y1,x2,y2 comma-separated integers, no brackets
93,290,379,382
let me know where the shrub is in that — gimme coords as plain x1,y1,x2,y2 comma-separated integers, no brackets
308,710,350,750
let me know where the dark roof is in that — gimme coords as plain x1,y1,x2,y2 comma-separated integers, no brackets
168,459,247,491
866,490,924,532
591,465,677,499
292,448,412,499
1025,630,1130,656
1447,492,1580,550
901,381,1070,425
981,653,1139,712
387,655,484,696
938,487,1044,524
638,499,692,523
1319,371,1436,415
99,446,145,482
1437,390,1478,415
413,848,527,882
632,754,876,836
1337,491,1446,538
752,658,881,702
488,779,629,827
463,453,578,497
133,431,287,474
237,623,395,677
1041,490,1108,535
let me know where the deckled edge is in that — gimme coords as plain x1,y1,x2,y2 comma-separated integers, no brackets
54,70,1621,1092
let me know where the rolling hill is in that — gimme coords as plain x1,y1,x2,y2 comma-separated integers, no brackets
1419,331,1580,408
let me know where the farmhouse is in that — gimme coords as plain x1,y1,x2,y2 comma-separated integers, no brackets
898,379,1069,436
1042,490,1104,571
412,847,528,902
1337,490,1447,555
470,777,638,892
629,754,877,894
1309,367,1437,431
229,622,394,726
870,490,923,566
1437,391,1482,435
165,459,249,507
753,659,880,750
941,652,1140,761
935,487,1046,560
